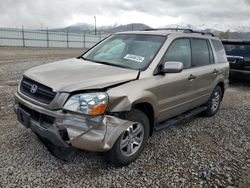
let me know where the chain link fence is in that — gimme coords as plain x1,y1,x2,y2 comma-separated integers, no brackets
0,28,107,48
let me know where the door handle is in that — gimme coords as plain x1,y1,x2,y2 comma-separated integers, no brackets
188,74,197,81
213,69,218,74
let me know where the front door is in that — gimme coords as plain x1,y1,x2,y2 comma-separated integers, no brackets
153,38,196,121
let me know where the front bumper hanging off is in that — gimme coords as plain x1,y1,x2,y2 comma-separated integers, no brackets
16,107,69,148
14,93,133,154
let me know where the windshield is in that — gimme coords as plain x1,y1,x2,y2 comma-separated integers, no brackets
82,34,166,70
223,43,250,57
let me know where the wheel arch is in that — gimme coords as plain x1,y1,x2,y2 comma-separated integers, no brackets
216,81,225,99
132,102,155,136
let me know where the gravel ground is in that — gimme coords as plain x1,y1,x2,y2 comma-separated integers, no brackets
0,47,249,188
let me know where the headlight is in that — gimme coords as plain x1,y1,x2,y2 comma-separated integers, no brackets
63,92,108,115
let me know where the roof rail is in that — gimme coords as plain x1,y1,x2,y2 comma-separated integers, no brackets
145,28,215,37
145,28,194,32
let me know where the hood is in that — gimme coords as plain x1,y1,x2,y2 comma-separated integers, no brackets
24,58,139,92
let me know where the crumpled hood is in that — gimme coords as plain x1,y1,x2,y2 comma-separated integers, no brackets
24,58,139,92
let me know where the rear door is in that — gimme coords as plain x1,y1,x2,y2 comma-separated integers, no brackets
188,38,217,106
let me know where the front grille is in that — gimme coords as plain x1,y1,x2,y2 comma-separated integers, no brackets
20,77,56,104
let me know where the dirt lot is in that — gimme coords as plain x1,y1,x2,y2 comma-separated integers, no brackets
0,47,249,187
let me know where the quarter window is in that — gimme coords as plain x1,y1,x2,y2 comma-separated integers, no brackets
212,40,227,63
162,38,191,69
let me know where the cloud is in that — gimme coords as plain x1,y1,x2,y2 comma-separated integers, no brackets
0,0,250,30
244,0,250,4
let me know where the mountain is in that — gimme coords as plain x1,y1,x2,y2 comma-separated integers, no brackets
51,23,151,34
101,23,151,33
229,32,250,39
162,23,250,39
50,22,250,39
50,23,95,33
163,22,250,33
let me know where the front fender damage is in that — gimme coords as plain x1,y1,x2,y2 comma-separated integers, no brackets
106,94,132,112
60,114,134,152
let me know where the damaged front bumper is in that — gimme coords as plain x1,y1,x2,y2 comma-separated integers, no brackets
14,93,132,152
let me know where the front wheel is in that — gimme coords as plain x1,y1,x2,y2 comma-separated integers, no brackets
106,109,150,167
203,86,222,117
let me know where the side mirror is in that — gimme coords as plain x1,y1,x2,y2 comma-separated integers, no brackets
161,61,183,73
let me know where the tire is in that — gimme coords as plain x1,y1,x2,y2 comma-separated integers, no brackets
106,109,150,167
203,86,222,117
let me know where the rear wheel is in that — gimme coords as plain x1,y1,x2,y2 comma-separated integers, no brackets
106,109,150,167
203,86,222,117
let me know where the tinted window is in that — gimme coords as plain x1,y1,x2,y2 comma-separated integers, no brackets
163,38,191,69
191,39,210,67
212,39,227,63
223,44,250,56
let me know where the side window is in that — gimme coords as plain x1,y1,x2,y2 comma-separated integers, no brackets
162,38,191,69
191,39,210,67
211,39,227,63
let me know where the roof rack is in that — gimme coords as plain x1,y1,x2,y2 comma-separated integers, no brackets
145,28,215,37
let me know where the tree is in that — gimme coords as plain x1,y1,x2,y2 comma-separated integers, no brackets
218,30,230,39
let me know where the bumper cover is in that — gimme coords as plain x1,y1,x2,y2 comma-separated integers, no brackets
14,93,133,152
30,120,70,148
230,69,250,80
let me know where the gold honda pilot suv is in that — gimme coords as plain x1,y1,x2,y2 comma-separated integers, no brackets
14,28,229,166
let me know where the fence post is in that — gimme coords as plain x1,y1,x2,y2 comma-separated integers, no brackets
83,32,85,48
46,27,49,48
22,25,25,47
66,31,69,48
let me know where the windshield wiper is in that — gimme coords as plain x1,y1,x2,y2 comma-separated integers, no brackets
78,56,130,69
90,59,129,69
78,56,87,60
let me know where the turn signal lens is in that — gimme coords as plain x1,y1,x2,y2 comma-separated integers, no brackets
89,103,108,115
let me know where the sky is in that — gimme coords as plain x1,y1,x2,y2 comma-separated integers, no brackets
1,0,250,30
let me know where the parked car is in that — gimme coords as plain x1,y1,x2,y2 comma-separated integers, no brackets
222,39,250,80
14,28,229,166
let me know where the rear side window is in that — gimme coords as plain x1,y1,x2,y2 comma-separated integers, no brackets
211,39,227,63
191,39,210,67
162,38,191,69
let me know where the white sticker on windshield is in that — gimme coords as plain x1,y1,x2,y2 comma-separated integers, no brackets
124,54,145,63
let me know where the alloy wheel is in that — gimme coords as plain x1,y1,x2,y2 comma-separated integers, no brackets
120,122,144,157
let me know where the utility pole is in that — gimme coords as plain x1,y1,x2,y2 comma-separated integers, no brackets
94,16,97,35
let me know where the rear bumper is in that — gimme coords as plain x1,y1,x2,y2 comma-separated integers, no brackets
230,69,250,80
14,93,133,152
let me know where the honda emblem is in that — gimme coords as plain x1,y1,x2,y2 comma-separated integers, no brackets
30,84,38,94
